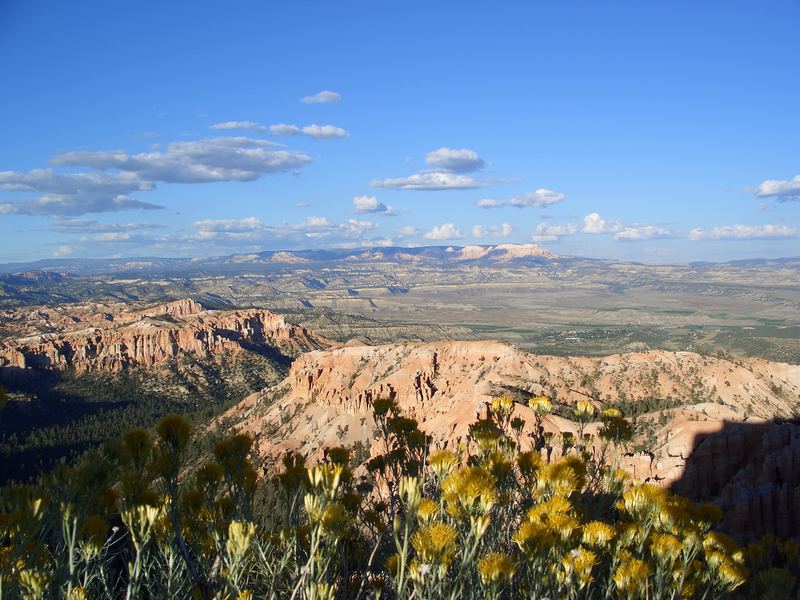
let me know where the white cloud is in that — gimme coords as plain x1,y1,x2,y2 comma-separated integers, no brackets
478,188,565,208
52,219,165,234
425,147,485,173
81,232,134,242
528,213,672,242
209,121,267,133
531,222,578,242
52,137,311,184
304,217,378,239
301,124,349,139
1,136,312,217
0,191,162,217
270,124,302,136
353,195,395,215
688,224,797,240
0,169,151,197
423,223,463,240
305,216,331,227
270,123,349,139
613,225,673,241
754,175,800,201
53,245,73,257
186,216,379,246
333,237,395,249
373,172,482,191
301,90,342,104
582,212,623,234
193,217,264,232
397,226,418,238
472,223,513,238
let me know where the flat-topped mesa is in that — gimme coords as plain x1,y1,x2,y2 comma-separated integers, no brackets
0,300,329,373
491,243,554,259
140,298,205,317
451,243,554,262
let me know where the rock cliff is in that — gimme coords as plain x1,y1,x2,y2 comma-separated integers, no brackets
224,339,800,541
0,299,329,373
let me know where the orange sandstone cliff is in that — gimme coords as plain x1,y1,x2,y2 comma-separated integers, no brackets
0,299,330,373
224,339,800,541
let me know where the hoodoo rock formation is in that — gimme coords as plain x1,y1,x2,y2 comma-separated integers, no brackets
225,339,800,542
0,299,329,373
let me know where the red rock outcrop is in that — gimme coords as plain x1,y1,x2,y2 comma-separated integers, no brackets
0,299,330,373
670,421,800,542
221,339,800,540
225,340,799,535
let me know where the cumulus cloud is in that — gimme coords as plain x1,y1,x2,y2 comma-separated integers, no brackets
754,175,800,201
423,223,463,240
478,188,565,208
269,123,349,139
373,172,482,191
531,222,578,242
299,217,378,240
301,90,342,104
582,212,623,234
529,213,673,242
688,224,797,240
397,226,418,238
0,134,317,217
305,216,331,227
268,124,301,136
472,223,513,238
193,217,265,233
53,137,311,183
353,195,395,215
209,121,267,133
52,245,73,257
613,225,673,241
273,125,309,137
187,215,378,245
425,147,485,173
301,124,349,139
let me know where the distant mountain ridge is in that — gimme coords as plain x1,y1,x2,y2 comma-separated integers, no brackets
0,243,558,276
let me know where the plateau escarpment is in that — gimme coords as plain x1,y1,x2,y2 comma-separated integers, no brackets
0,298,329,373
0,299,331,482
226,339,800,541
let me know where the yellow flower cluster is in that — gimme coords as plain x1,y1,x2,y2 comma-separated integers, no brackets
428,449,459,479
477,551,516,585
411,522,459,569
530,396,553,414
440,466,497,517
3,399,793,600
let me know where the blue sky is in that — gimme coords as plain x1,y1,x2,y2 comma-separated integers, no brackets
1,1,799,264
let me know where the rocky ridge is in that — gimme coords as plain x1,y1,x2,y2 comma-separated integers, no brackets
0,299,330,373
225,339,800,541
